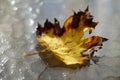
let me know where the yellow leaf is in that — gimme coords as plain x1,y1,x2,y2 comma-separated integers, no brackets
34,7,108,68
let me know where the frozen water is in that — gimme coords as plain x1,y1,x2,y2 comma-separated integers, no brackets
0,0,120,80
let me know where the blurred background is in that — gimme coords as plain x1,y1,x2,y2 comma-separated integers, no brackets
0,0,120,80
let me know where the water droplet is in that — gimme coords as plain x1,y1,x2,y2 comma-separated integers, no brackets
36,8,40,13
29,19,34,26
62,72,67,77
0,56,8,66
13,7,18,11
11,0,15,5
39,2,44,7
28,7,32,12
25,18,34,26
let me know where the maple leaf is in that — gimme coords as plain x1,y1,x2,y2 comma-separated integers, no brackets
24,7,108,68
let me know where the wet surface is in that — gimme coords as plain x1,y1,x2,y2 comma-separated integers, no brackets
0,0,120,80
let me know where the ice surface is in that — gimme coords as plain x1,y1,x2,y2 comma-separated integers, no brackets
0,0,120,80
